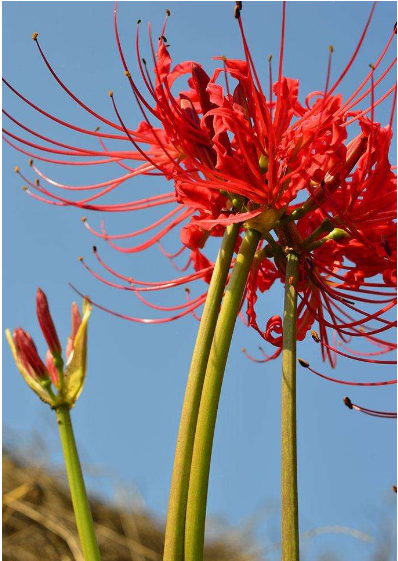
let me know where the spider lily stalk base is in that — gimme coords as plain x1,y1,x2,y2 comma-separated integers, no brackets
164,223,240,561
184,227,262,561
57,405,101,561
281,251,300,561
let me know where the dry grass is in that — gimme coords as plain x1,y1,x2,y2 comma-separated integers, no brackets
2,449,259,561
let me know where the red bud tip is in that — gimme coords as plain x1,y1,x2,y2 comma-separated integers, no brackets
298,358,310,368
14,328,48,379
36,288,62,356
343,396,353,410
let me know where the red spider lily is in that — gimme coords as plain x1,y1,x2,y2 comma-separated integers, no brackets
3,2,396,367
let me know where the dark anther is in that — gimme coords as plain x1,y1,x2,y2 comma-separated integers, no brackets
236,1,243,9
298,358,309,368
234,5,241,19
380,237,392,257
343,396,353,410
311,330,320,343
92,246,97,253
166,9,171,16
394,22,397,34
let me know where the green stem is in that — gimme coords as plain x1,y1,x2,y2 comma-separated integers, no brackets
56,405,101,561
184,228,261,561
163,223,240,561
281,252,300,561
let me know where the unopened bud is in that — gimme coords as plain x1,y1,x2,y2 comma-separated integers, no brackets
36,288,62,357
46,350,60,387
14,328,48,379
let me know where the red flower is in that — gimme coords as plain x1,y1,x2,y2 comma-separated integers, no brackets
4,3,397,372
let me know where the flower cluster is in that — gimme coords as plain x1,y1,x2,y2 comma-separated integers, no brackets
6,289,92,408
3,3,396,413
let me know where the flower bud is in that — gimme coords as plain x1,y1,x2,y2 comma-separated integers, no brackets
66,302,82,359
36,288,62,357
46,349,60,388
14,328,48,379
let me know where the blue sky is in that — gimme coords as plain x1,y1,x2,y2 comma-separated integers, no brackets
3,2,396,559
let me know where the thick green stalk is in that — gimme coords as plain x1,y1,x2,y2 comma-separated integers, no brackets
184,228,261,561
281,251,300,561
56,405,101,561
163,223,240,561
